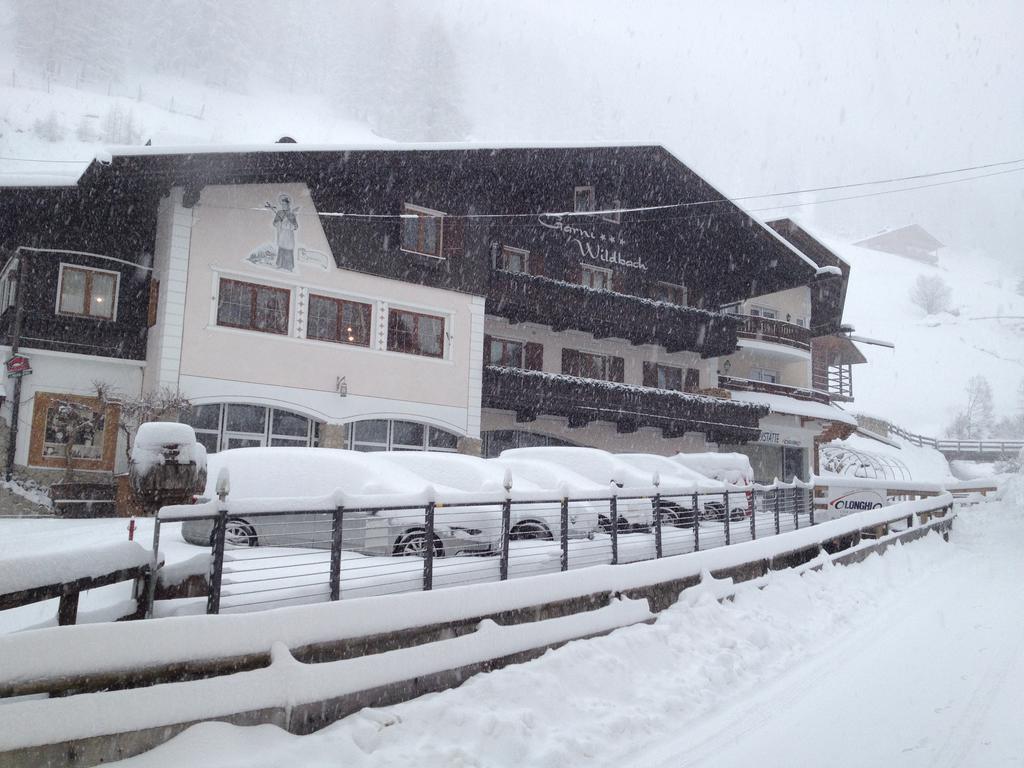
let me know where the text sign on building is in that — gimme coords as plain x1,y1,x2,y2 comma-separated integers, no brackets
757,430,803,448
538,215,647,271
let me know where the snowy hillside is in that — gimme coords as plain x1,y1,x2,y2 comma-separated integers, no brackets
818,233,1024,437
0,71,384,185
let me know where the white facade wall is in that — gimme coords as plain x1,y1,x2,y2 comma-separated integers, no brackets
147,183,482,438
1,346,144,473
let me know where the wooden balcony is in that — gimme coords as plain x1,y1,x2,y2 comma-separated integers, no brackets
486,271,740,358
483,365,768,444
718,375,832,405
734,314,811,351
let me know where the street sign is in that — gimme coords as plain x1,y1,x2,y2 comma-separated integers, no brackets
5,354,31,378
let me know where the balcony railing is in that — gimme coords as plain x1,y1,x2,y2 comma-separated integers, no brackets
718,375,831,405
486,271,739,358
483,365,768,444
734,314,811,351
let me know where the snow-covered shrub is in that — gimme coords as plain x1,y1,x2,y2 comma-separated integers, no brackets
909,274,952,315
32,111,65,142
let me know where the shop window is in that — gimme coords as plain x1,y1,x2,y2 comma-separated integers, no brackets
216,278,290,335
562,348,624,383
482,430,577,458
574,186,595,213
28,391,119,471
346,419,459,452
307,294,372,346
401,203,444,258
181,403,319,453
387,308,445,358
57,264,119,320
580,264,612,291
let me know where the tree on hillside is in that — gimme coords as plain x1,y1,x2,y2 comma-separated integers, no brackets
909,274,952,315
947,375,995,439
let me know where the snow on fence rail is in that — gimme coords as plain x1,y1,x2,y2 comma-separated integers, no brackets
0,493,955,767
0,542,154,626
154,479,817,616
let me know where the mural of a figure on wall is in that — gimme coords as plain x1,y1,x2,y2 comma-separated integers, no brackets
267,194,299,271
246,191,332,273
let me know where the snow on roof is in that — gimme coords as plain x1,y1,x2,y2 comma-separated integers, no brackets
729,391,859,426
105,139,663,158
0,173,81,188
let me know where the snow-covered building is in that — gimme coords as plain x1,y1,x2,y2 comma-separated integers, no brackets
0,143,863,488
853,224,944,265
715,218,863,481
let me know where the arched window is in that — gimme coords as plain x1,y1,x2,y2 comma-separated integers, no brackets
181,403,320,454
343,419,459,453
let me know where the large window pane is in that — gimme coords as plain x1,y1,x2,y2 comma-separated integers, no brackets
217,280,251,328
225,404,266,433
272,409,309,437
254,286,289,334
428,427,459,450
90,273,116,319
184,404,221,431
59,268,87,315
392,421,424,448
307,295,339,341
352,419,388,445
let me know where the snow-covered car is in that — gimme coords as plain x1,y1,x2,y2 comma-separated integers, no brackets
379,452,599,540
669,452,754,520
614,453,734,523
496,447,659,531
181,448,497,556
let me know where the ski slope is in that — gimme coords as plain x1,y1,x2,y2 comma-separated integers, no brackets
109,481,1024,768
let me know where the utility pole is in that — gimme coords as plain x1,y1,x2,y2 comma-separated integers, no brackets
5,249,28,480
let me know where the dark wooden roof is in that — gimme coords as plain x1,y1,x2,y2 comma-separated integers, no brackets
765,218,850,337
45,145,820,303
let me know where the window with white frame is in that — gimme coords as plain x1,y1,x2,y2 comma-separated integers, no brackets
602,198,622,223
57,264,119,320
749,305,778,320
400,203,444,258
495,245,530,274
580,264,612,291
574,186,595,213
344,419,459,452
752,368,780,384
181,403,320,454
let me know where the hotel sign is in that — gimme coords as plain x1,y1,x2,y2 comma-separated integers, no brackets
538,215,647,271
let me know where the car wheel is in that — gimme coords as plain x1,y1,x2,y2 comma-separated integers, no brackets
510,520,553,541
220,519,257,547
598,515,631,534
729,508,747,522
394,530,445,558
659,507,695,528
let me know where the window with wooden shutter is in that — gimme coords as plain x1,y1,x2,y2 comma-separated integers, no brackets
147,279,160,327
609,356,624,383
524,342,544,371
684,368,701,392
642,361,658,387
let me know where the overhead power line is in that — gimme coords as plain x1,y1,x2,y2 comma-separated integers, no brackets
2,151,1023,220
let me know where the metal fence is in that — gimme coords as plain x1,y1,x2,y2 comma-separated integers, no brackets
154,482,816,616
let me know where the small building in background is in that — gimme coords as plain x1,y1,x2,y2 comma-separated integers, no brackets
853,224,944,265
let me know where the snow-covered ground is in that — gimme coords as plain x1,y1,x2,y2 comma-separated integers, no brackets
820,234,1024,437
109,481,1023,768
